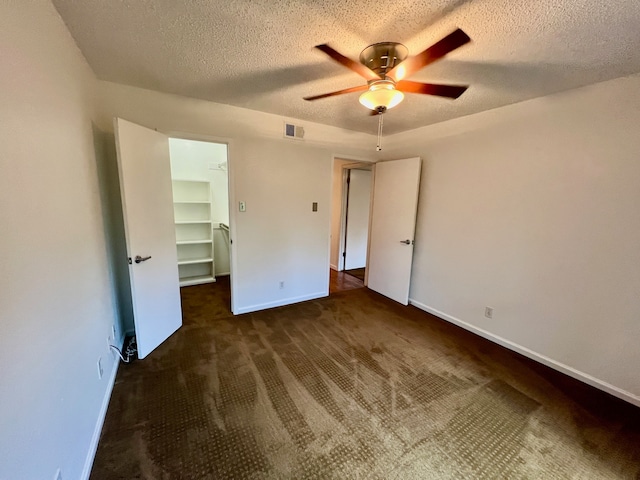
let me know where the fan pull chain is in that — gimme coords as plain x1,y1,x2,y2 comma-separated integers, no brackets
376,113,384,151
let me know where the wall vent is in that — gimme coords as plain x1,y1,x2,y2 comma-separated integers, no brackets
284,122,305,140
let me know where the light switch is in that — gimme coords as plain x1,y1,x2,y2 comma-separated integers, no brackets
312,202,318,212
239,201,246,212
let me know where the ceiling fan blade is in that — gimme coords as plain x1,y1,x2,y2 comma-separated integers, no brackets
303,84,368,101
396,80,468,99
315,44,381,81
387,28,471,81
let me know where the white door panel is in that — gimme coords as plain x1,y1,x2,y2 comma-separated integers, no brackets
114,118,182,358
344,169,372,270
367,157,421,305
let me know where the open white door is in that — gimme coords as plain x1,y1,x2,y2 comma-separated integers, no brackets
114,118,182,358
367,157,421,305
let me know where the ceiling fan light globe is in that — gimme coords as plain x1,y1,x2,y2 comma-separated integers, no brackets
359,89,404,110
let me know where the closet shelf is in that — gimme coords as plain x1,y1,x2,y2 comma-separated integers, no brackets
177,239,212,245
178,257,214,266
179,275,215,287
172,178,214,287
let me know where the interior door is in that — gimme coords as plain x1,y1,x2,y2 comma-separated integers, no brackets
114,118,182,358
367,157,421,305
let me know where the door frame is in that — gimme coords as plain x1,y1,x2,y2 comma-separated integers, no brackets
336,160,374,280
164,130,238,314
329,154,377,286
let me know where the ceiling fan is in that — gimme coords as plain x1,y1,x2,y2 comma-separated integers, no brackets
304,28,471,116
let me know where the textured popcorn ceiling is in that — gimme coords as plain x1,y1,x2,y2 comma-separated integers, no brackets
53,0,640,134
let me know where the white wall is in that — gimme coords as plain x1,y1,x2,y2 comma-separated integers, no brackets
344,169,372,270
233,138,333,311
0,1,120,479
96,81,378,153
96,81,376,314
169,138,231,275
94,129,135,335
212,227,232,276
386,75,640,405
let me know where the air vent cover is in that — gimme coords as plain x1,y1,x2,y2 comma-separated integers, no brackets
284,122,305,140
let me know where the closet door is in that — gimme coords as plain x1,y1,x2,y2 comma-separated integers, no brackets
114,118,182,359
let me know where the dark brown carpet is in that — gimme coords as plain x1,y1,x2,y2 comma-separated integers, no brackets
91,279,640,479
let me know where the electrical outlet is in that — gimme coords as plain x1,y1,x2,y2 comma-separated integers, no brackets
239,201,246,212
97,357,104,379
54,468,62,480
279,281,284,289
484,306,494,319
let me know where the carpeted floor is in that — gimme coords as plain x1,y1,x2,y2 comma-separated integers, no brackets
91,278,640,479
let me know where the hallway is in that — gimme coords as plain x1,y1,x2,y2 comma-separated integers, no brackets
329,268,364,294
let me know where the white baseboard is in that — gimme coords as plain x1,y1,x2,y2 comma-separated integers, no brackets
330,264,338,271
409,298,640,408
235,291,328,315
80,354,120,480
215,271,231,277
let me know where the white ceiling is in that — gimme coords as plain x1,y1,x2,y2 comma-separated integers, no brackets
52,0,640,135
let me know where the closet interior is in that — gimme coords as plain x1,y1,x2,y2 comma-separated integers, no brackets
168,138,230,287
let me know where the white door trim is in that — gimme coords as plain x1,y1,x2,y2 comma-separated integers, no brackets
337,162,374,275
162,131,238,314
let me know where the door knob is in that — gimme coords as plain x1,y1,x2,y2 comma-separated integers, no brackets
135,255,152,264
400,239,412,245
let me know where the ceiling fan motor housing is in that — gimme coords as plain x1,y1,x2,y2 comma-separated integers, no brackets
359,42,409,78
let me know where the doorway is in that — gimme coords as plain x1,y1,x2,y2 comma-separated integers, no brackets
330,159,373,293
168,137,232,313
342,167,372,280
